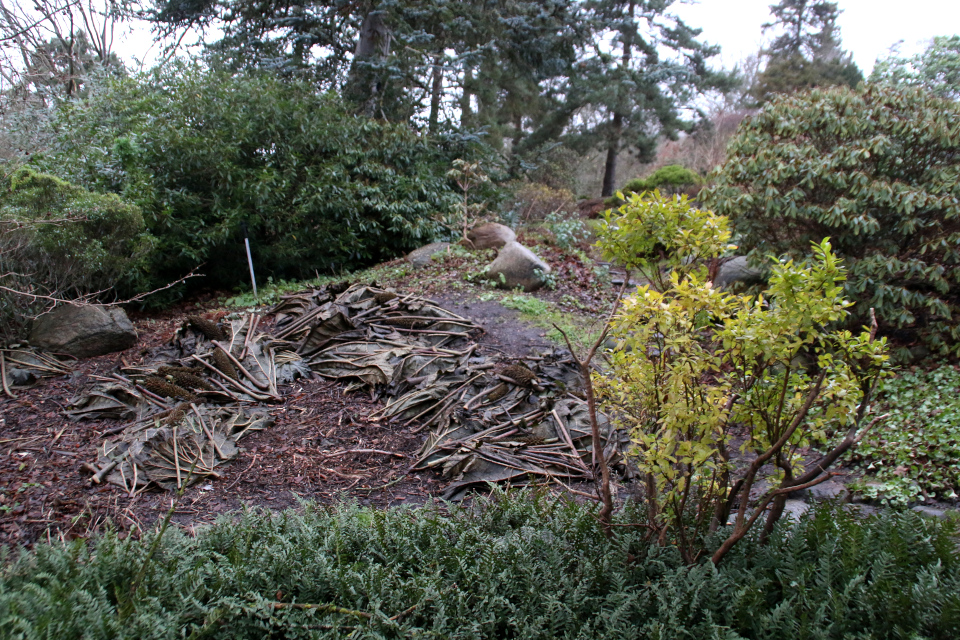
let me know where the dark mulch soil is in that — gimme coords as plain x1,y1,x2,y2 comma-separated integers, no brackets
0,257,614,548
0,367,437,547
431,294,555,357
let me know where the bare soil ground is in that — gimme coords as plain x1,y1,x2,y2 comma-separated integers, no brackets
0,242,621,547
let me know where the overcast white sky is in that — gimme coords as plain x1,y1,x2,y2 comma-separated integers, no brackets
115,0,959,74
674,0,960,73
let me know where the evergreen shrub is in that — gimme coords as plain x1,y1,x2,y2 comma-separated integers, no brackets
1,493,958,639
33,63,486,296
0,168,152,340
604,165,701,205
702,85,960,359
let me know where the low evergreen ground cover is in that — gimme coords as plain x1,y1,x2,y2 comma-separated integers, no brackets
2,492,958,639
852,365,960,505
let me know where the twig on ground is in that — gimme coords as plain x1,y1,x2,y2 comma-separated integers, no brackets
0,351,15,399
321,449,406,459
225,454,260,490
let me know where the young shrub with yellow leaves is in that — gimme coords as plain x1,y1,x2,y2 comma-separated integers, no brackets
595,192,890,564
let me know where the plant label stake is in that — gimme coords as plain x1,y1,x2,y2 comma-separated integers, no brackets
241,222,258,300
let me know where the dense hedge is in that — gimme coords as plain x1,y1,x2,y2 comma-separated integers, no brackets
1,493,958,638
702,85,960,358
622,165,701,195
33,63,485,295
0,168,151,340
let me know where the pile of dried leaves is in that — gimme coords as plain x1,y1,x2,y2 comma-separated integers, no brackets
60,283,626,498
1,347,73,398
274,284,628,499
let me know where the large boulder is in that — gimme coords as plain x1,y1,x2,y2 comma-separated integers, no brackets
715,256,764,289
406,241,451,268
30,305,137,358
486,241,551,292
467,223,516,250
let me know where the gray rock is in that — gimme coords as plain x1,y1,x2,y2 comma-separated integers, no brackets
782,499,810,520
907,344,931,362
486,241,551,292
911,505,951,519
715,256,764,289
29,305,137,358
846,504,879,518
406,242,451,268
808,480,850,502
5,368,36,386
467,223,516,250
791,480,850,502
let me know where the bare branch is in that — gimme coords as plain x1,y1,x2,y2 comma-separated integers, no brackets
0,268,201,312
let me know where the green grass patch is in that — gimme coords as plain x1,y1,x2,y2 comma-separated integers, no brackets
1,492,958,638
851,365,960,505
221,245,495,308
492,292,602,347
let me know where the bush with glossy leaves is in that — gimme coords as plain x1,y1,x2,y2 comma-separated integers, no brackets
702,85,960,359
32,62,489,297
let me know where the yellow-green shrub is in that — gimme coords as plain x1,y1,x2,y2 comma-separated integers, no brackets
595,192,889,563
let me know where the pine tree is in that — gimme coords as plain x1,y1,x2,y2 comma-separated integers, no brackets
751,0,862,104
552,0,729,197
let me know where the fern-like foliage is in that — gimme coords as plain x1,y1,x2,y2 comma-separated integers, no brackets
0,492,957,638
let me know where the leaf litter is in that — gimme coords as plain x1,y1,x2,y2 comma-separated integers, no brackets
1,280,628,545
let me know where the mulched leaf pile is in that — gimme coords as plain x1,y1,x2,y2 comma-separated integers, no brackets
0,282,624,547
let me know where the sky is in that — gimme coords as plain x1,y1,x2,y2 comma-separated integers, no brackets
673,0,960,73
114,0,960,74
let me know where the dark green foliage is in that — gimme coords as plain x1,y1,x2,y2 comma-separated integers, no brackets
753,51,863,103
701,84,960,358
34,64,477,295
148,0,583,146
623,165,702,194
852,366,960,505
558,0,732,197
751,0,862,104
871,35,960,101
0,168,152,340
1,494,958,638
144,1,733,189
605,165,702,204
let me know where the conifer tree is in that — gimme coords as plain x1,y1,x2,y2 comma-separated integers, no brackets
751,0,862,104
555,0,729,197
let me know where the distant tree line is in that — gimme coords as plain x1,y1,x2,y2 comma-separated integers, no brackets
7,0,947,199
0,0,957,307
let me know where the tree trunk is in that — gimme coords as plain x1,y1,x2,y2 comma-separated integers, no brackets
582,359,614,536
600,1,635,198
600,113,623,197
512,111,523,152
429,53,443,132
760,456,793,544
460,64,473,128
345,9,392,117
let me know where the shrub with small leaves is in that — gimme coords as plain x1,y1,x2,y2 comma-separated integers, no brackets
622,164,701,195
0,168,153,341
0,495,958,639
543,210,587,250
605,165,702,205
